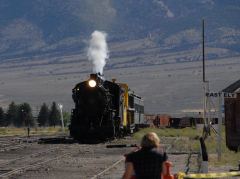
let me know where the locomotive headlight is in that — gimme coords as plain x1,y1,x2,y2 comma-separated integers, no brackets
88,80,96,88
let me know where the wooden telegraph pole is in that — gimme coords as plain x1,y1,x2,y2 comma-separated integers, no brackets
201,19,209,173
202,19,208,136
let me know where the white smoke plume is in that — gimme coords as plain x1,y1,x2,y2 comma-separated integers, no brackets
87,30,109,75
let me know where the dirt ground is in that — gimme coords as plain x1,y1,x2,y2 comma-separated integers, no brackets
0,136,236,179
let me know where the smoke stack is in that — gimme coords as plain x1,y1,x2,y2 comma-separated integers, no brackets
90,73,104,84
87,31,109,75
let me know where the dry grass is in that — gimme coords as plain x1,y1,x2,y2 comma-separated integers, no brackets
0,127,67,136
133,127,201,139
134,127,240,167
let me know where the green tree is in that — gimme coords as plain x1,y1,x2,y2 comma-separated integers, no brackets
17,103,35,127
0,107,5,126
6,102,18,126
49,102,61,127
37,103,49,126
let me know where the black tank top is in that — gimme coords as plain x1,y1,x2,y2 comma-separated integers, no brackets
126,147,167,179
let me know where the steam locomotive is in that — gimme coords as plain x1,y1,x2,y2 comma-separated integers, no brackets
69,73,144,142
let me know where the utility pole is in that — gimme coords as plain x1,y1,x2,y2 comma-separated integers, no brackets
202,19,207,129
202,19,210,139
202,19,205,84
201,19,209,173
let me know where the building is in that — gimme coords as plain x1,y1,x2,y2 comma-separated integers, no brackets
223,79,240,151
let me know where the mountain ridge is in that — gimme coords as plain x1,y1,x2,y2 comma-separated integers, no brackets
0,0,239,60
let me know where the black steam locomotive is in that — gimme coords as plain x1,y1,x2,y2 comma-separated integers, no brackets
69,73,144,142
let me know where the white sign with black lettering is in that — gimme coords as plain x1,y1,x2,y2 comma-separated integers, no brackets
206,92,236,98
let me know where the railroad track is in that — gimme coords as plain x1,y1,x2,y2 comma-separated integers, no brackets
0,136,200,178
0,135,69,152
0,146,61,167
91,157,125,179
0,143,28,152
0,146,69,178
0,152,71,178
0,137,30,152
0,135,71,178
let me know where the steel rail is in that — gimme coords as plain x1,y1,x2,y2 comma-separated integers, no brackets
0,143,28,152
0,146,60,167
0,151,71,178
90,157,125,179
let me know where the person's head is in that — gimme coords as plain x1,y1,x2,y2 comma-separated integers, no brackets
141,132,160,148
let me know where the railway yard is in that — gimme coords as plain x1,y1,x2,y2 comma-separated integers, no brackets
0,134,201,179
0,1,239,179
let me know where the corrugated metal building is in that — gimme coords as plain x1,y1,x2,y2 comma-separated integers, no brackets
223,79,240,151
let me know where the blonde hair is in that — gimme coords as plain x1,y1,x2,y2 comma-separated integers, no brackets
141,132,160,148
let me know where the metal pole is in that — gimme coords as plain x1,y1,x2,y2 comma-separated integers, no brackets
202,19,207,127
202,19,205,83
217,93,222,161
202,19,210,137
203,82,207,126
199,137,208,173
58,104,65,133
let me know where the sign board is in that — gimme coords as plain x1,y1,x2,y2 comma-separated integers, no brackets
206,92,237,98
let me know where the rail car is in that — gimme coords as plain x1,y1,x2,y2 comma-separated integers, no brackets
69,73,144,142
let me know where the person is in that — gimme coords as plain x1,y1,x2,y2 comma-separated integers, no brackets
122,132,167,179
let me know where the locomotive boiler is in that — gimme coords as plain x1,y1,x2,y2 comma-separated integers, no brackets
69,73,144,142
